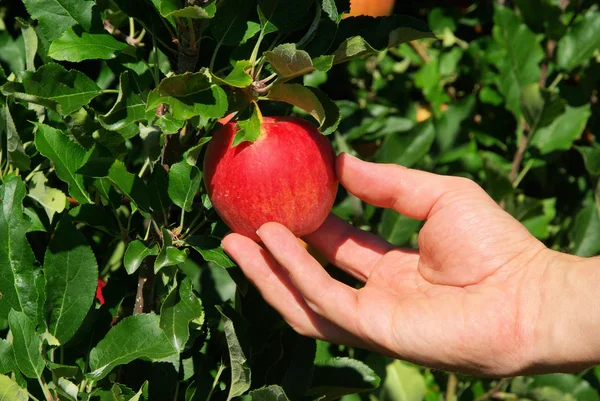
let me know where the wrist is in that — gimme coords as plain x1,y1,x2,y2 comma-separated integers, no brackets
529,250,600,373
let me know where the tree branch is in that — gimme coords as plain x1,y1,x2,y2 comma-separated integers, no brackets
133,259,155,314
510,35,557,186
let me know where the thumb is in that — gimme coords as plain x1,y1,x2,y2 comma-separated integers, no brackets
336,153,499,220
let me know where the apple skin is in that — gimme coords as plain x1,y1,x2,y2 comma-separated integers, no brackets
203,116,338,242
347,0,395,17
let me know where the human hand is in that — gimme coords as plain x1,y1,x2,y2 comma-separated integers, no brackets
222,153,585,376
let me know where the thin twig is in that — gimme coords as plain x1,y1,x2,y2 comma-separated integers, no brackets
509,132,528,182
539,40,556,88
133,260,154,314
446,373,458,401
410,41,431,64
510,35,557,187
103,19,145,47
473,378,510,401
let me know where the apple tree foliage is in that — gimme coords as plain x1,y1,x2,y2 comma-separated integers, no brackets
0,0,599,400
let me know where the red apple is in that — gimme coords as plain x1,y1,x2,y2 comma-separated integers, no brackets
203,116,338,241
345,0,395,17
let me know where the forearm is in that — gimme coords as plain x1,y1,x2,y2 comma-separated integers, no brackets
532,251,600,373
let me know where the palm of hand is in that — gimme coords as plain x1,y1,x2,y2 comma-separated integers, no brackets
358,192,546,375
223,154,549,376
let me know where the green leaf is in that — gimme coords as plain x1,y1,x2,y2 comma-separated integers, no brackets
146,72,228,122
0,32,25,74
1,82,60,114
265,43,334,82
330,15,436,64
34,123,91,204
46,361,79,379
88,314,177,380
492,5,544,118
28,172,67,224
110,0,175,59
24,208,47,233
249,386,291,401
20,19,38,72
44,215,99,344
0,65,6,87
434,96,476,153
258,0,314,34
155,228,189,273
0,374,28,401
148,165,171,217
0,340,17,374
159,278,204,353
69,204,120,235
571,202,600,257
483,153,514,202
479,87,504,106
22,0,95,41
56,378,79,400
379,210,420,247
107,161,151,212
577,145,600,177
18,63,102,116
210,0,261,47
414,59,447,111
518,373,600,401
79,148,151,212
98,72,146,131
323,0,347,21
8,310,44,379
212,60,253,88
0,176,39,321
129,383,149,401
281,336,316,399
379,360,426,401
376,121,435,168
531,105,591,154
521,198,557,241
48,28,129,62
267,83,340,135
185,236,235,268
152,113,185,135
514,0,563,39
557,10,600,71
124,241,159,275
308,357,380,400
520,84,566,133
2,105,30,171
184,137,212,166
164,4,217,19
168,161,202,213
217,307,251,401
233,103,263,146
